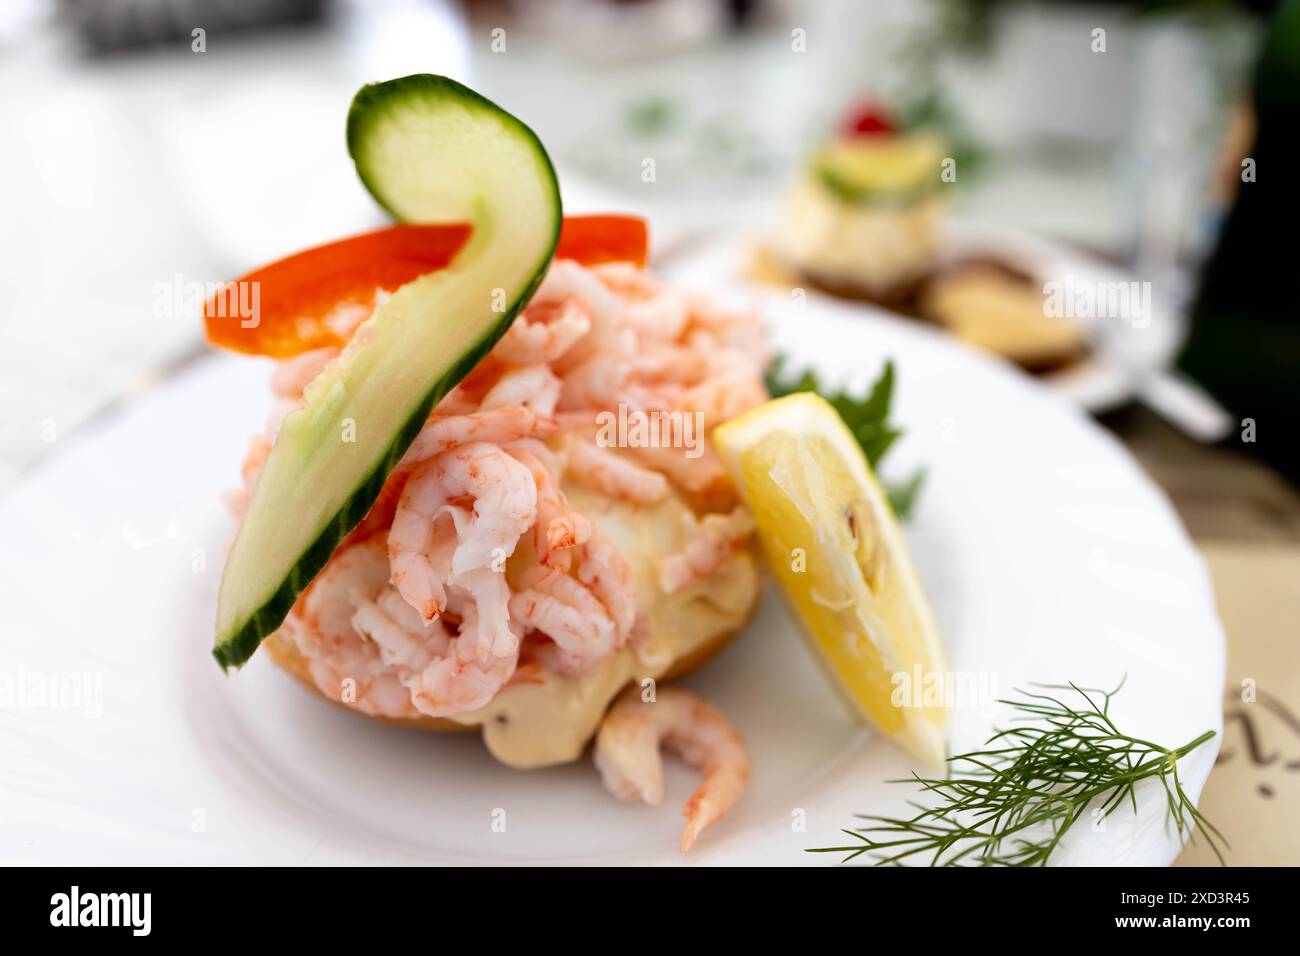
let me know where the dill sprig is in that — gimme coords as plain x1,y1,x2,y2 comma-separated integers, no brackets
810,678,1226,866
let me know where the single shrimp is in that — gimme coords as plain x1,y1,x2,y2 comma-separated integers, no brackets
620,382,686,413
659,506,756,594
400,405,548,467
493,298,591,366
683,294,768,360
433,445,539,581
480,363,562,418
220,488,249,520
511,438,637,639
350,401,530,548
354,584,516,717
410,632,518,716
271,346,339,399
511,431,569,474
684,331,769,380
673,374,768,430
387,498,452,625
566,439,670,506
388,443,537,654
557,353,634,411
543,513,591,561
225,433,272,518
628,444,736,511
284,536,421,719
533,260,627,367
240,435,270,487
594,685,750,852
591,262,689,340
506,440,592,571
508,564,616,674
552,408,617,433
630,342,708,385
431,385,481,417
352,585,450,674
575,525,638,642
452,565,516,659
703,344,766,380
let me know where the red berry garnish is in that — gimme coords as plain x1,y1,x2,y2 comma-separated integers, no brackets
840,100,896,138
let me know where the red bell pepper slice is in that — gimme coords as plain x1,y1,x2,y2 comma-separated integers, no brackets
204,215,647,358
555,214,648,267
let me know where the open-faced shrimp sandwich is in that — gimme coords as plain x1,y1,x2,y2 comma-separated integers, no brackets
207,76,769,851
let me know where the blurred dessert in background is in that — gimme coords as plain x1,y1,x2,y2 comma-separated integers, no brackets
760,100,1091,376
921,261,1087,372
777,101,946,305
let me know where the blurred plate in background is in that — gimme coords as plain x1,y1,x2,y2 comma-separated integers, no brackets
667,219,1185,415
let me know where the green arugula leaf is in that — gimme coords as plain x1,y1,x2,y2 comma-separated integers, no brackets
884,469,925,521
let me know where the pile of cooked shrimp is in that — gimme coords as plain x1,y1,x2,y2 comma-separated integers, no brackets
228,259,769,849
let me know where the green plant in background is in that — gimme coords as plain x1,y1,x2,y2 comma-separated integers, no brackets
619,94,777,178
937,0,1257,51
887,6,994,183
624,95,678,136
893,0,1264,183
893,91,986,184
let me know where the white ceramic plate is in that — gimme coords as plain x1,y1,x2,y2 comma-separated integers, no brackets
0,291,1223,865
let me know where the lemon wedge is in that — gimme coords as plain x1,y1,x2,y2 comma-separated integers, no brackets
714,392,948,765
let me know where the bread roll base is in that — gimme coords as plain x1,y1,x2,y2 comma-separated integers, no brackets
263,617,747,735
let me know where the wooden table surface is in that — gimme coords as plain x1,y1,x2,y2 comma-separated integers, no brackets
1098,405,1300,543
1101,406,1300,867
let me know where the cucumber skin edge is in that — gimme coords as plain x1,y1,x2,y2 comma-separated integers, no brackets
211,263,554,672
212,75,561,672
346,74,561,225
